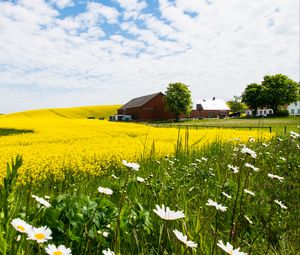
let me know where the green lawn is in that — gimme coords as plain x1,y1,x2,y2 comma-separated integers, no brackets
153,117,300,135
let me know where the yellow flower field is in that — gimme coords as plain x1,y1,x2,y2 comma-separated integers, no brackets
0,116,274,183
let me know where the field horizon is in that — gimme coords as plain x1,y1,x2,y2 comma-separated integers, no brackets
0,104,121,120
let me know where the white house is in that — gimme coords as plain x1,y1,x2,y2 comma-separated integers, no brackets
287,101,300,116
246,108,273,117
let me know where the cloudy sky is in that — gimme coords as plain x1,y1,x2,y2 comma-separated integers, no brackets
0,0,299,113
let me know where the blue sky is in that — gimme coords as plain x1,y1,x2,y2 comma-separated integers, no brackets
0,0,299,113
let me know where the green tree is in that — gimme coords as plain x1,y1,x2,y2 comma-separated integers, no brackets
226,96,247,113
165,82,192,122
261,74,299,115
241,83,264,117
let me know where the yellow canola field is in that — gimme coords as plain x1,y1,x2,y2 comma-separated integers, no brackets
0,117,274,183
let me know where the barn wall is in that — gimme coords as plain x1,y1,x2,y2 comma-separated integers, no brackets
118,94,175,121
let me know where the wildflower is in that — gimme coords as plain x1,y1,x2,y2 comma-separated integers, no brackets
228,164,239,174
268,173,284,182
111,174,119,179
277,137,283,141
201,157,208,161
44,195,50,199
217,240,247,255
290,131,300,139
122,160,140,171
244,163,259,172
11,218,32,233
27,226,52,243
249,137,255,142
137,176,145,183
279,157,286,161
98,186,113,195
102,248,115,255
244,189,255,196
221,192,232,199
153,204,185,220
172,229,198,249
206,199,227,212
31,195,51,208
262,143,268,147
274,200,287,209
103,231,109,238
45,244,71,255
241,147,257,159
244,215,253,224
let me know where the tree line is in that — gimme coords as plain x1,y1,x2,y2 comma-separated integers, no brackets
164,74,299,121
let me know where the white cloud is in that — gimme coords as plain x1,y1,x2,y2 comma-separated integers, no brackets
51,0,74,9
116,0,147,19
0,0,299,113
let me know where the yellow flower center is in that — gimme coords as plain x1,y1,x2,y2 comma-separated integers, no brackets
53,251,63,255
34,233,45,240
17,225,25,232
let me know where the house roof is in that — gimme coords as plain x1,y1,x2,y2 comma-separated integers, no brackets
197,99,230,110
119,92,162,110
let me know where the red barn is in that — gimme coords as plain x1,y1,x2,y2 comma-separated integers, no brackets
117,92,175,121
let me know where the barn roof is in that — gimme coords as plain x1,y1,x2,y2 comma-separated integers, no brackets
119,92,162,110
197,99,230,110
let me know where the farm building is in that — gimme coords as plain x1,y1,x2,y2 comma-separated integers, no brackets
246,108,273,117
287,101,300,116
117,92,175,121
190,98,230,118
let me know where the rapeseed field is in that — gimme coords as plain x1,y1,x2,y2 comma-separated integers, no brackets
0,114,273,182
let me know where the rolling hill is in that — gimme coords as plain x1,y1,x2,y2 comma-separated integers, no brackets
1,105,121,119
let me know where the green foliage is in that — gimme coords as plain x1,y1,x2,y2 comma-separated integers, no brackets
165,82,192,121
226,96,247,113
276,108,289,117
0,128,33,137
241,83,264,116
242,74,299,116
261,74,299,115
1,135,300,254
0,156,22,255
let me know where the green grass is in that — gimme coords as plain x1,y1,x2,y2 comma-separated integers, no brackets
1,135,299,254
153,117,300,135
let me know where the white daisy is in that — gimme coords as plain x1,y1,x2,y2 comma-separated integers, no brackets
137,176,145,183
241,147,257,159
244,189,255,197
11,218,32,233
274,200,287,209
111,174,119,179
244,215,253,224
153,204,185,220
172,229,198,249
228,164,239,174
27,226,52,243
221,192,232,199
102,248,115,255
122,160,140,171
31,195,51,208
98,186,113,195
45,244,72,255
206,199,227,212
290,131,300,139
244,163,259,172
268,173,284,182
217,240,248,255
